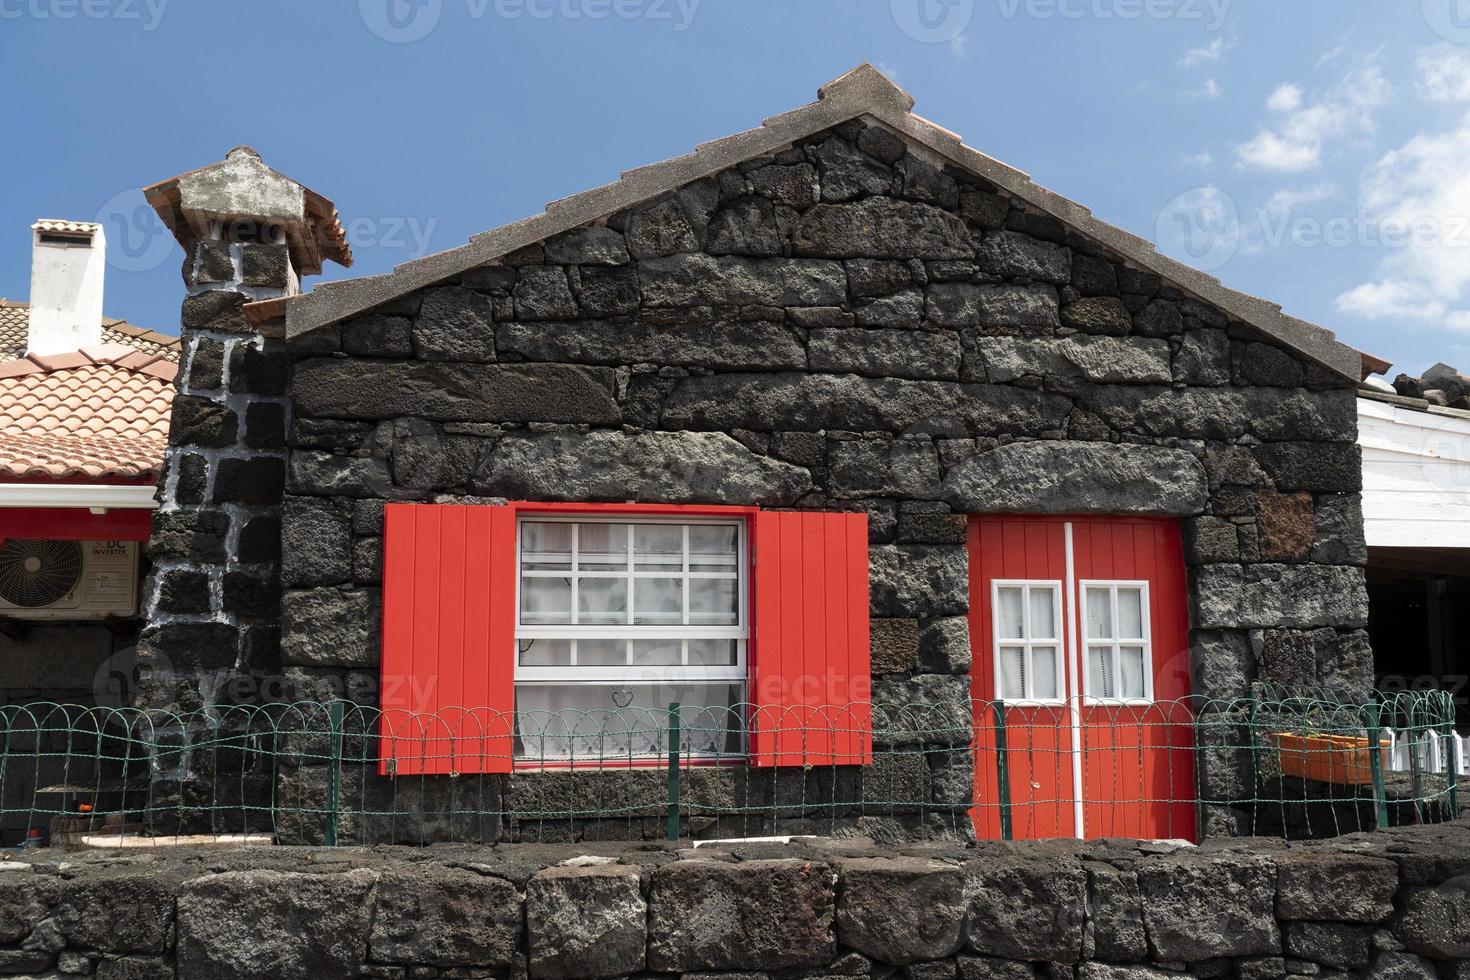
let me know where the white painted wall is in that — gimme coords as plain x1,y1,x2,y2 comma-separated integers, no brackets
27,221,105,356
1359,396,1470,548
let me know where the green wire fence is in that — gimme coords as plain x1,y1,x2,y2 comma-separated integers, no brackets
0,690,1458,847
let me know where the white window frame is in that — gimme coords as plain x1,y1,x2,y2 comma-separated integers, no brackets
1078,579,1154,706
990,579,1066,705
513,514,749,688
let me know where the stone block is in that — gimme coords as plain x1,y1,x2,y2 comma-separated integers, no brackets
526,865,646,979
137,622,239,671
967,861,1087,963
472,429,811,505
811,327,963,381
917,616,971,674
211,455,285,505
975,231,1070,284
341,314,414,357
411,285,496,361
1088,866,1146,962
171,394,238,448
639,253,846,307
837,858,967,964
925,283,1059,329
791,198,972,260
646,859,836,973
244,401,287,450
943,442,1206,517
239,243,290,287
544,225,630,265
1284,921,1371,970
1136,854,1280,960
228,342,289,395
498,317,806,370
291,358,620,424
831,438,941,499
1396,876,1470,959
181,289,249,332
662,372,1070,438
1254,443,1362,493
221,569,279,620
871,618,919,675
53,871,181,954
368,867,520,968
513,266,579,320
236,513,281,564
872,673,971,747
149,509,230,563
1255,491,1314,561
1310,494,1367,565
280,495,352,587
1192,564,1368,629
155,567,212,615
868,545,968,617
281,588,380,668
176,869,377,980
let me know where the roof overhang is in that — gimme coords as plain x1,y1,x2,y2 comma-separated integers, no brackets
278,64,1375,382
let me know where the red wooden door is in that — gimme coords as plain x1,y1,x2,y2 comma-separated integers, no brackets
968,516,1196,841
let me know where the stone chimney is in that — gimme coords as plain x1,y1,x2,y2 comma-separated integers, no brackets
136,147,351,715
27,220,105,356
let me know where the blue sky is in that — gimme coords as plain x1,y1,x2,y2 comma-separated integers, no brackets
4,1,1470,376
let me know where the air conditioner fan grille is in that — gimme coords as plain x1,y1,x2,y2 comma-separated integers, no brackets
0,540,83,607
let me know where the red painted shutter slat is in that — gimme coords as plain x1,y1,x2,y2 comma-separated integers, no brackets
750,510,871,766
380,503,517,775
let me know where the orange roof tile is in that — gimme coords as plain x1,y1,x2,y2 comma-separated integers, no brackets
0,346,174,480
0,300,180,363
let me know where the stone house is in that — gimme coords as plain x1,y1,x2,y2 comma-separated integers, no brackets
132,65,1378,841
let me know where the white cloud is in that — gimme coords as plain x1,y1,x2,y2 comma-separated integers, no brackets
1180,37,1228,68
1334,109,1470,330
1266,83,1303,113
1263,182,1338,211
1417,44,1470,103
1184,151,1214,168
874,62,904,86
949,33,971,60
1185,78,1222,100
1235,58,1390,172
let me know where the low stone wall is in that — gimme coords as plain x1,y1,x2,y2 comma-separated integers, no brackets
0,819,1464,979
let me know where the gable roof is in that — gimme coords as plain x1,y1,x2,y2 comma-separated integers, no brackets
0,342,176,480
271,64,1372,381
0,299,181,364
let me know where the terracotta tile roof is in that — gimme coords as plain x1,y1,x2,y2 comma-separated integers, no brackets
32,219,102,235
0,300,181,363
0,343,175,480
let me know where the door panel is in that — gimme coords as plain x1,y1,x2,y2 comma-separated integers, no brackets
969,515,1196,841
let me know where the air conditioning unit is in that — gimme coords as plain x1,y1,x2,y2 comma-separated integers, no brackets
0,540,140,620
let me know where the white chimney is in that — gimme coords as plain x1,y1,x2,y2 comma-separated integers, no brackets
27,219,105,356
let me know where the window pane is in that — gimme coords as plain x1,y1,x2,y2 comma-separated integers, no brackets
1119,646,1147,699
631,638,682,666
521,576,572,624
1088,645,1113,698
1031,646,1059,699
1085,588,1113,640
996,587,1025,640
634,525,683,572
522,522,572,571
998,646,1025,699
515,683,743,758
689,578,738,625
688,638,737,666
689,525,738,572
578,523,629,567
519,638,570,666
577,577,628,624
1028,588,1057,640
633,577,683,625
577,638,627,666
1117,588,1144,639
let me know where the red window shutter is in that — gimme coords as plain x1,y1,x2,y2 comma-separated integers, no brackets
749,510,872,766
379,503,517,775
